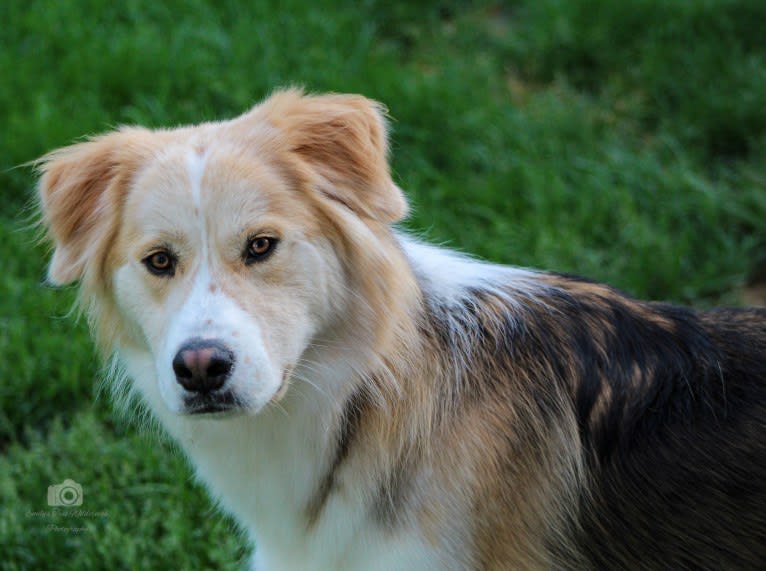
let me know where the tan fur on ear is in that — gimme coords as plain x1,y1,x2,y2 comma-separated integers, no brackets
37,128,153,285
251,89,408,224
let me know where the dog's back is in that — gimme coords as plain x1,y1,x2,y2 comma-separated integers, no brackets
546,286,766,568
402,245,766,569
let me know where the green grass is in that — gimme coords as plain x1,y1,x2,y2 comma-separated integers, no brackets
1,0,764,568
0,412,248,570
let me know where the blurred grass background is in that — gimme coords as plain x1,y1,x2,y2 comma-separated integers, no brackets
1,0,764,568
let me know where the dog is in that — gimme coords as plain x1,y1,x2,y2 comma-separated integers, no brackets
36,89,766,570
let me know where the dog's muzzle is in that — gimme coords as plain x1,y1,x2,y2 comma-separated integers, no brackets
173,338,238,414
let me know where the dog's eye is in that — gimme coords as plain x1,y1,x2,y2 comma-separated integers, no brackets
143,250,176,277
245,236,278,264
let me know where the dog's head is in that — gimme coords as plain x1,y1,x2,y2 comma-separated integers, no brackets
37,90,412,416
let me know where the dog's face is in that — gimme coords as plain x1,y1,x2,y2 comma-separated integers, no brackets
113,144,335,415
37,90,408,416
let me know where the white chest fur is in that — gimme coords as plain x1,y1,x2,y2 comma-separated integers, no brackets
119,350,445,571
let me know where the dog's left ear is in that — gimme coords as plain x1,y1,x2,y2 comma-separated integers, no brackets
36,128,152,285
254,89,408,224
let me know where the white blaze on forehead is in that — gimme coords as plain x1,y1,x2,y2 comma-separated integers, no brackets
185,146,212,272
186,146,209,210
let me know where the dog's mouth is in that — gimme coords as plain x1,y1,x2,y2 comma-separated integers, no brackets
182,391,245,416
177,367,295,416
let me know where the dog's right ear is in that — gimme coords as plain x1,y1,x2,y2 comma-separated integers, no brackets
36,128,152,285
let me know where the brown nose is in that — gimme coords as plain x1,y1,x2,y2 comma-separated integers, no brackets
172,338,235,393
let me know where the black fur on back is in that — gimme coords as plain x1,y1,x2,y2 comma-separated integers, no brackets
534,275,766,569
421,269,766,569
